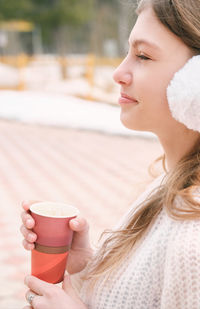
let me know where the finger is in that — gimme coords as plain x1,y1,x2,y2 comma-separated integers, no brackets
25,275,53,296
62,275,78,299
22,239,35,251
25,289,36,302
21,211,35,229
23,306,32,309
69,216,89,234
22,239,35,250
20,225,37,243
21,200,40,211
25,289,43,309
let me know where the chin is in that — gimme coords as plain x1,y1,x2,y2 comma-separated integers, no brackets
120,110,155,132
120,115,144,131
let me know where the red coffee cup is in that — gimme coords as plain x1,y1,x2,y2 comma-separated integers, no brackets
30,202,79,284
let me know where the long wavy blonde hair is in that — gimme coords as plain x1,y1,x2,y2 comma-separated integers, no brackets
84,0,200,283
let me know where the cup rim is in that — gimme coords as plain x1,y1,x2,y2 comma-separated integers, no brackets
30,202,80,218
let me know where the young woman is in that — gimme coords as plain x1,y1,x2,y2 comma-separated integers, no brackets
20,0,200,308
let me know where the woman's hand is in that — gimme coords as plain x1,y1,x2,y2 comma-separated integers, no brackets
67,215,93,274
23,275,87,309
20,200,93,274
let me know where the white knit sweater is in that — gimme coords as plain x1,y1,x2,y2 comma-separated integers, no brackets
72,174,200,309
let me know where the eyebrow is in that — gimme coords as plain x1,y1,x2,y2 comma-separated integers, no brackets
128,39,161,51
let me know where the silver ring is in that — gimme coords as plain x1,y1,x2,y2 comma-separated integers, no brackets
27,293,36,305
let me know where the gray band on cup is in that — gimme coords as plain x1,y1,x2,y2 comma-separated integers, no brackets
35,243,70,254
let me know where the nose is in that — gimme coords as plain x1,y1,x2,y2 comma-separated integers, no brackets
113,57,132,86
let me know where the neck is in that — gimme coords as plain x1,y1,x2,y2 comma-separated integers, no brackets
157,126,200,171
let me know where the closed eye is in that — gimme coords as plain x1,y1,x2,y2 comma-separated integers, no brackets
136,54,151,60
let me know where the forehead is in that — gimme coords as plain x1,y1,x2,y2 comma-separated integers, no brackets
129,7,187,53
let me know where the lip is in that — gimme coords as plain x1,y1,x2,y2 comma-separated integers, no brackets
119,93,138,105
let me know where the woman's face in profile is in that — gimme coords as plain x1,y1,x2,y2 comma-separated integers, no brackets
113,7,193,136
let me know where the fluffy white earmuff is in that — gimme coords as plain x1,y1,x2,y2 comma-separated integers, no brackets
167,55,200,132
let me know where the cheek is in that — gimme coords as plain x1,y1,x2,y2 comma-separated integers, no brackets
138,65,173,111
141,82,171,124
119,64,178,131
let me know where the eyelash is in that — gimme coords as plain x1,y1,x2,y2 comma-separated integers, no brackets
136,54,150,60
125,50,151,61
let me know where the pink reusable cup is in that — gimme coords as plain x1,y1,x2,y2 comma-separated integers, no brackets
30,202,79,284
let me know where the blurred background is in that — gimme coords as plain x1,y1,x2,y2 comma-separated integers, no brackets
0,1,163,308
0,0,137,102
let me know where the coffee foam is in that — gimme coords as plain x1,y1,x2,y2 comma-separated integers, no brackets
30,202,79,218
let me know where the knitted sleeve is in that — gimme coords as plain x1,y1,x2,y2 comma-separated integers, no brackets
161,219,200,309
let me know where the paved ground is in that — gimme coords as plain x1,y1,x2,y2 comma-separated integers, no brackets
0,119,162,309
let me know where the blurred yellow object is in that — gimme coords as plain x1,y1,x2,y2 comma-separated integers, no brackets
0,20,34,32
58,57,68,79
0,54,122,94
86,54,95,86
17,54,30,90
96,57,122,67
0,54,30,67
0,53,30,90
